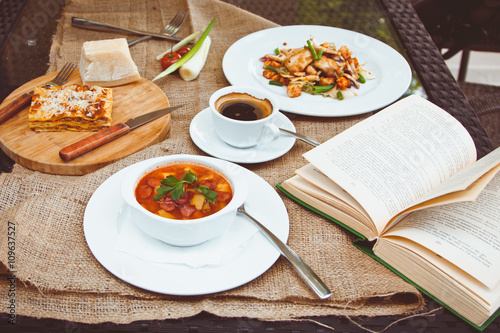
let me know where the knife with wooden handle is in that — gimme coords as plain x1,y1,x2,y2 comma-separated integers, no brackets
0,92,34,124
59,105,183,161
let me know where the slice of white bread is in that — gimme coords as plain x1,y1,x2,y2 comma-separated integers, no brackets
79,38,140,87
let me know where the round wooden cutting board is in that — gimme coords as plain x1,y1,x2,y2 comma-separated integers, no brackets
0,69,172,175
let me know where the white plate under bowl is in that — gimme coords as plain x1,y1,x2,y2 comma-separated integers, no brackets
223,25,412,117
84,156,289,295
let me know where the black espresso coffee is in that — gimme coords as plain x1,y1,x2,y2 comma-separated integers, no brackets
216,93,272,121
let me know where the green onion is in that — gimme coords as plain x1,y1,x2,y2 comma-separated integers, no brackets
274,47,280,55
317,49,324,59
153,18,217,82
307,39,320,61
264,65,279,72
337,91,344,100
358,73,366,84
312,85,334,94
155,31,200,61
269,80,283,86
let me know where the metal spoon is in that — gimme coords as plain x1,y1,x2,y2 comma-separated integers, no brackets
237,204,332,299
279,128,320,147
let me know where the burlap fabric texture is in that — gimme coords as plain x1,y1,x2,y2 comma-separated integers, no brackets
0,0,424,325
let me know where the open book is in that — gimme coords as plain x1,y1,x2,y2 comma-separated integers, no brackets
279,95,500,329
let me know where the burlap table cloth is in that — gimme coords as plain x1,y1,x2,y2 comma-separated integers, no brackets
0,0,425,325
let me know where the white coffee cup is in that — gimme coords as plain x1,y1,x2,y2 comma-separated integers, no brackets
209,86,280,148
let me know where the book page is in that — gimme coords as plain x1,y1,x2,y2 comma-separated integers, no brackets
382,160,500,233
374,238,500,325
384,172,500,289
281,177,377,239
303,95,476,226
377,236,500,306
296,164,371,221
415,146,500,205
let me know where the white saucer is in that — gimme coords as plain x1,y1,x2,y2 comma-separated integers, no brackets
83,157,289,296
189,108,296,163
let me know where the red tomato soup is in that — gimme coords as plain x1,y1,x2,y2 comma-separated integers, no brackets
135,163,233,220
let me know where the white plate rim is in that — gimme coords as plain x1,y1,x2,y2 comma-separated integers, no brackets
189,108,296,163
222,25,412,117
83,156,289,296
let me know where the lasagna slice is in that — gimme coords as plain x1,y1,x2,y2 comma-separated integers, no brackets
28,84,112,132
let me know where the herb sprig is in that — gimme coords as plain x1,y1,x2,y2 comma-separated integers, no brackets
153,170,218,204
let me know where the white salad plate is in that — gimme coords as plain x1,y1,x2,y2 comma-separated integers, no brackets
222,25,412,117
189,107,296,163
84,157,289,295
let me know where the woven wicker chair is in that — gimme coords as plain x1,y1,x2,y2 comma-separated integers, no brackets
411,0,500,82
460,83,500,147
469,92,500,148
411,0,500,148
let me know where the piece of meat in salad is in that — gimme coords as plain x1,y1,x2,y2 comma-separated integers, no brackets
261,37,375,100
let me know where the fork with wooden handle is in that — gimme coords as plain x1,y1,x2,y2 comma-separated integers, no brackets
0,62,77,125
